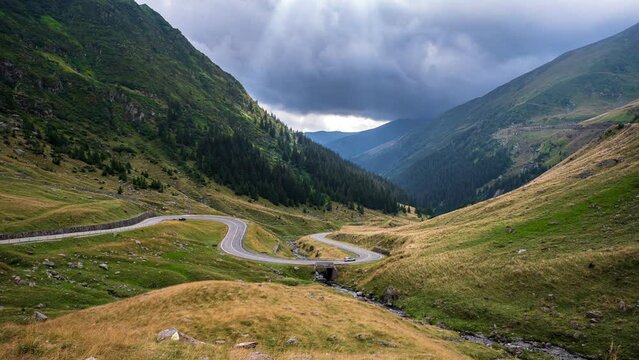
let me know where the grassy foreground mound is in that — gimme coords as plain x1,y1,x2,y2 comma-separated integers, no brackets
0,281,502,360
336,124,639,358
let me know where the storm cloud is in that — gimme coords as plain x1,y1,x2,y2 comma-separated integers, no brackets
138,0,639,131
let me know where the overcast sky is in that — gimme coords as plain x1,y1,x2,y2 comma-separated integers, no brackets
138,0,639,132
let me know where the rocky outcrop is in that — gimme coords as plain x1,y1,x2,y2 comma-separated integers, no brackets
382,286,401,304
156,328,203,344
234,341,258,349
34,311,48,322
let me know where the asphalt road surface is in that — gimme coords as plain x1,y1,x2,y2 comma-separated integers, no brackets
0,215,383,265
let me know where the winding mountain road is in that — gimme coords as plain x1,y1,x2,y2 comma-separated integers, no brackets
0,215,383,265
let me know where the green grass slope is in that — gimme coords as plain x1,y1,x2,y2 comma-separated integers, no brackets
336,123,639,358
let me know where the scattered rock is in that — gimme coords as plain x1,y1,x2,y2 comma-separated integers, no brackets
293,266,300,271
68,261,84,269
197,356,210,360
42,259,55,268
382,286,400,303
547,221,560,225
156,328,203,344
596,158,620,168
234,341,258,349
12,275,35,287
585,310,603,322
135,240,141,245
618,300,627,312
506,226,515,234
249,353,273,360
355,333,371,341
85,357,97,360
516,249,527,254
377,340,398,348
214,339,226,345
36,303,46,309
47,270,64,281
98,263,108,271
286,337,300,346
327,334,338,342
34,311,48,322
570,320,583,330
13,148,25,157
576,171,595,179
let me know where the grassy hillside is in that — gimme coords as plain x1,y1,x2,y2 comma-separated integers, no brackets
0,0,402,214
0,281,505,359
583,98,639,125
335,123,639,358
0,128,401,239
351,23,639,213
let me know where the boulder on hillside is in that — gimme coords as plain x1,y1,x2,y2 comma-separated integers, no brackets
377,340,398,348
156,328,204,344
234,341,258,349
42,259,55,268
34,311,48,322
585,310,603,322
382,286,401,304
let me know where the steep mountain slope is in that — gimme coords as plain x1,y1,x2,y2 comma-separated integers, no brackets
0,0,402,213
311,118,423,162
304,130,353,146
357,23,639,213
336,123,639,358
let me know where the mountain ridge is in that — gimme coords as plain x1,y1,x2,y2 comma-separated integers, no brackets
0,0,403,213
345,21,639,213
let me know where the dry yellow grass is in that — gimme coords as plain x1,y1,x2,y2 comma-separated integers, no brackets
0,281,497,360
244,223,295,258
296,236,353,259
337,123,639,266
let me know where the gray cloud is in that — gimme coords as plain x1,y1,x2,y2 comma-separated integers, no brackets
139,0,639,124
